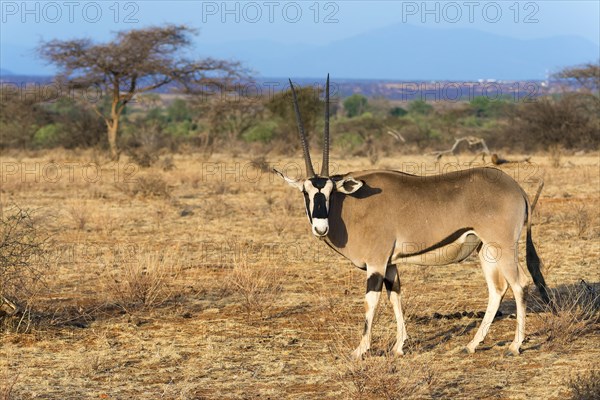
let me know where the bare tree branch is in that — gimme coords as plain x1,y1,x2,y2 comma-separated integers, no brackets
429,136,490,160
430,136,532,165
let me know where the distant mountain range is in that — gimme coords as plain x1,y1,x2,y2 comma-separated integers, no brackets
195,24,598,80
2,23,598,79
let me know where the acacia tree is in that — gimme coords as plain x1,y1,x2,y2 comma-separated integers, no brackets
554,62,600,93
266,85,324,144
195,96,264,142
38,25,245,159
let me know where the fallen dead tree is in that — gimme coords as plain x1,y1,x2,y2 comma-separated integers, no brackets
429,136,531,165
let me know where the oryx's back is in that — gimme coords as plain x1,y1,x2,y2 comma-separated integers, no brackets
347,167,526,227
327,167,528,268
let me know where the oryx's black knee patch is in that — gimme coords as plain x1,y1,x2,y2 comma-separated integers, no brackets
384,277,400,293
366,273,384,293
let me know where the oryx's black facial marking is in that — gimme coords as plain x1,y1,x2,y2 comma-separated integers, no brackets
301,176,335,237
310,177,329,189
302,179,334,218
312,193,328,219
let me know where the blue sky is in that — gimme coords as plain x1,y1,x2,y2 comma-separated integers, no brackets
1,1,599,77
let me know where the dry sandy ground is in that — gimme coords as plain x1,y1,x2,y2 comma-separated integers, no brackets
0,149,598,399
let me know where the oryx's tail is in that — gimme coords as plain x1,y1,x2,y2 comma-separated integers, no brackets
525,181,551,304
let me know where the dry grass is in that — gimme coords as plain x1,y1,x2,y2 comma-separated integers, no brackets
337,354,440,399
0,372,19,400
227,260,283,321
115,173,172,198
549,145,564,168
103,248,183,310
0,151,598,399
65,199,90,231
531,281,599,351
568,202,598,239
0,206,48,333
568,368,600,400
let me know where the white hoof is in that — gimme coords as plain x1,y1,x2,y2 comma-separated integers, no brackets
351,346,368,360
391,344,405,356
465,342,477,354
506,343,521,356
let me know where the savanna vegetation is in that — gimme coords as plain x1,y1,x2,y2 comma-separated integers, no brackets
1,33,598,163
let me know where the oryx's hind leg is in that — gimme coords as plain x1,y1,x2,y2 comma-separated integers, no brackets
498,247,528,356
384,264,407,356
466,248,509,354
352,265,384,360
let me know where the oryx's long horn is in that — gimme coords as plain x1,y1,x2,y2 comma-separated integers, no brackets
289,79,315,177
321,74,330,177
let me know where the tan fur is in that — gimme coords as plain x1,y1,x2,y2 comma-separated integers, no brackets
320,167,533,357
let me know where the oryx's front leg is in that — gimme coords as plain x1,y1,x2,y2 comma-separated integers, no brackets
385,264,407,356
352,266,384,360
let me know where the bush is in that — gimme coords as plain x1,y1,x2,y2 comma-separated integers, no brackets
343,94,368,117
531,281,599,351
0,91,52,149
227,261,282,321
122,118,173,166
569,369,600,400
407,100,433,115
0,206,47,331
266,85,322,144
44,97,106,149
166,98,192,123
104,249,182,309
469,96,512,118
389,106,407,117
242,120,278,143
505,94,599,150
337,132,364,151
33,123,63,147
165,120,198,138
401,114,439,146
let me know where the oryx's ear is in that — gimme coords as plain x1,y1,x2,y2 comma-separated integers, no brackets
273,168,303,191
335,177,363,194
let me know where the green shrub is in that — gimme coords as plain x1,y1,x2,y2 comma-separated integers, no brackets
0,91,52,148
407,100,433,115
167,98,192,122
165,120,197,138
343,94,368,117
390,106,408,117
243,121,278,143
461,115,483,127
33,123,63,147
469,97,512,118
337,132,364,151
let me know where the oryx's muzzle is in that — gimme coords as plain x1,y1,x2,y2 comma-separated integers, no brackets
312,218,329,237
305,179,333,237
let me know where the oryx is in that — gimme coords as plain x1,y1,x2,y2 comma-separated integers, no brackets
274,76,550,358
